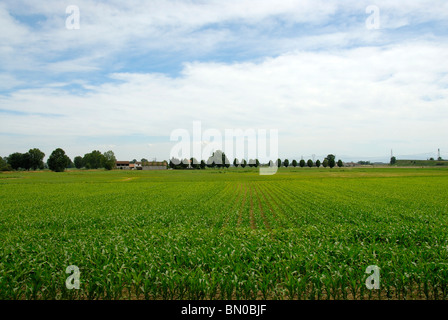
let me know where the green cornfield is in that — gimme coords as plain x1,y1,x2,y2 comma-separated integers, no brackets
1,167,448,300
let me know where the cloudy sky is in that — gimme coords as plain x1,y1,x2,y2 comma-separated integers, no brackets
1,0,447,163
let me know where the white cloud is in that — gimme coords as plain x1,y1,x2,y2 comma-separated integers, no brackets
0,1,447,160
1,41,447,160
1,0,447,74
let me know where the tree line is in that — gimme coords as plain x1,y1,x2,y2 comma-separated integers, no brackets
169,151,344,169
1,147,344,172
0,148,116,172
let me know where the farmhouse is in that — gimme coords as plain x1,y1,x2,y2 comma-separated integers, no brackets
115,161,130,169
115,160,167,170
141,161,168,170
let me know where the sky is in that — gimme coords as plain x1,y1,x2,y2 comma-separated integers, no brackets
0,0,447,163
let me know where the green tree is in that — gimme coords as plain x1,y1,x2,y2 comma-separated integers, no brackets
74,156,84,169
48,148,70,172
223,152,230,168
190,157,200,169
233,158,240,167
277,159,282,168
200,160,206,169
307,159,313,168
7,152,24,170
28,148,45,170
7,152,32,170
329,159,335,168
206,157,215,168
248,159,255,167
390,156,396,165
207,150,229,168
316,159,321,168
299,159,305,168
255,159,260,168
284,159,289,167
322,159,329,168
241,159,247,168
337,159,343,167
169,157,180,169
291,159,297,167
326,154,336,163
0,156,12,171
208,150,222,168
67,158,75,169
83,150,105,169
21,152,32,170
103,150,117,170
180,158,189,169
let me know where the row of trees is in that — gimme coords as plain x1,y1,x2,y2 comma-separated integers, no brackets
1,148,46,171
169,152,343,169
73,150,116,170
2,148,343,172
1,148,117,172
275,155,343,168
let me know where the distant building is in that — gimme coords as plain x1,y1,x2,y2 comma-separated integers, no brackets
116,161,130,169
115,160,167,170
141,161,168,170
344,162,359,167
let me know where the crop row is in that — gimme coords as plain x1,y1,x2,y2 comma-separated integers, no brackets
0,170,448,299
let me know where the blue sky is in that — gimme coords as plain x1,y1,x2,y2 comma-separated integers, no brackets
1,0,447,162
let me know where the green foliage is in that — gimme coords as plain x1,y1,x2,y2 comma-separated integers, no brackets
337,160,343,167
283,159,289,167
207,150,229,168
322,159,329,168
390,157,397,165
316,159,321,168
103,150,117,171
83,150,105,169
395,159,448,167
277,159,282,168
47,148,70,172
248,159,256,167
307,159,313,168
74,156,84,169
299,159,305,168
326,154,336,162
0,156,12,171
170,157,180,169
1,168,448,300
190,157,200,169
291,160,297,167
358,161,371,165
7,152,28,170
28,148,45,170
181,158,189,169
